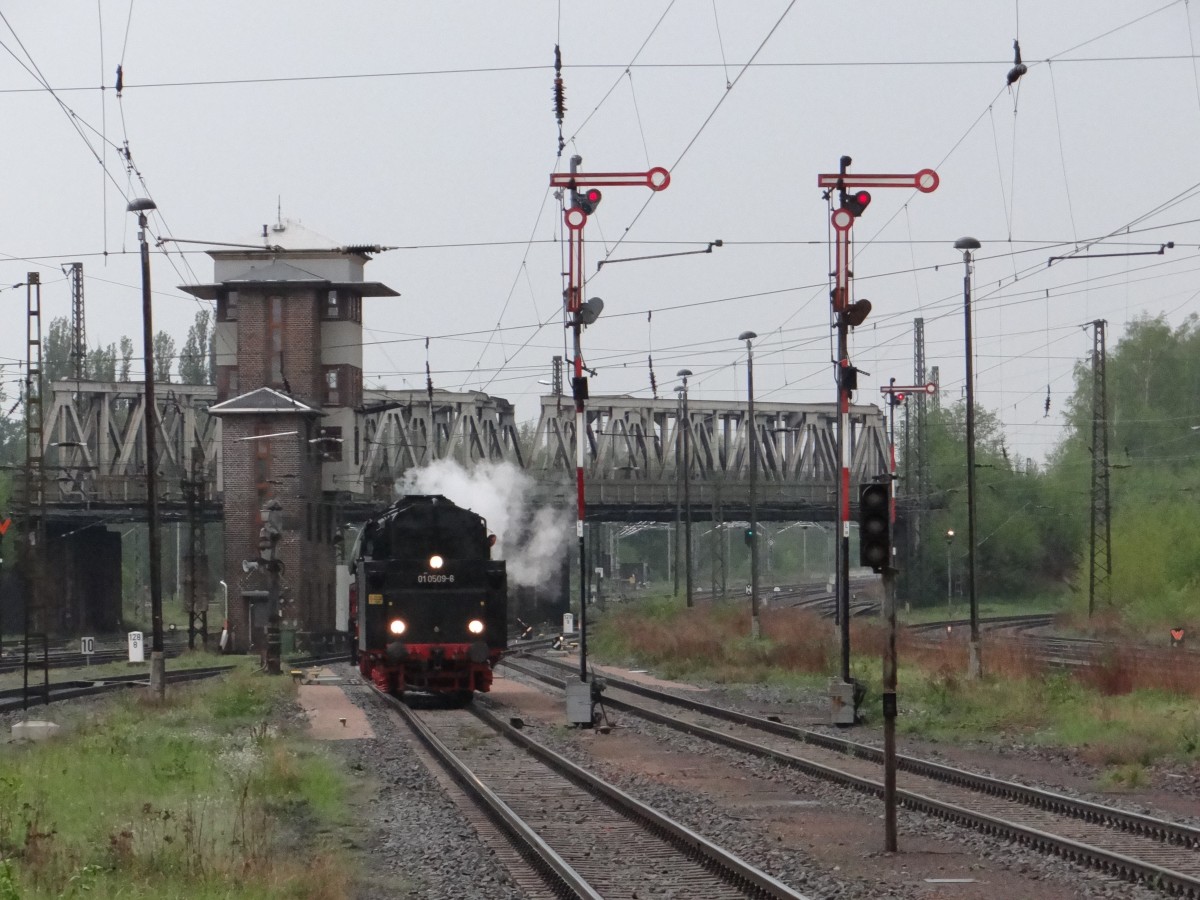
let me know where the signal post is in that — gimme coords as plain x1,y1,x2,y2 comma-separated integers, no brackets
816,157,938,736
819,157,938,850
548,158,669,722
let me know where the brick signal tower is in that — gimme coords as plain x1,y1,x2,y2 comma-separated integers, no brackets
181,219,398,653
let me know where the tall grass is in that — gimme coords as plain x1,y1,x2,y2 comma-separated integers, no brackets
590,601,1200,768
592,600,835,683
0,668,352,898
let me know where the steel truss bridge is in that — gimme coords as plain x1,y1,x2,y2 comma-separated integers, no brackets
528,395,888,522
30,381,889,524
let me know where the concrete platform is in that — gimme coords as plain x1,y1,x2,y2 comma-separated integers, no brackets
297,684,374,740
290,666,346,686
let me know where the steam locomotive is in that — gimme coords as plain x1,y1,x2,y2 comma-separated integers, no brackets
346,495,507,698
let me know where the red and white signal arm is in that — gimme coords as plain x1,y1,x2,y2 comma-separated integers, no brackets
817,169,939,193
881,382,938,396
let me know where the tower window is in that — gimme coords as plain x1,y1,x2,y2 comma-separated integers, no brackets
218,290,239,322
269,296,284,384
324,367,340,406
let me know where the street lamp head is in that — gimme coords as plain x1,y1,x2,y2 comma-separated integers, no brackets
946,529,955,540
954,236,980,251
676,368,693,379
126,197,157,213
738,330,757,342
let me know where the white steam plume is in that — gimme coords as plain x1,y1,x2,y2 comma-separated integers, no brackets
396,460,571,588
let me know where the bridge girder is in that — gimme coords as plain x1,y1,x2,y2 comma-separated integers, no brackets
358,389,525,489
530,394,887,480
34,383,888,525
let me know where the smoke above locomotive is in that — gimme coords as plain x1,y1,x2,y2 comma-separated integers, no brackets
396,460,571,588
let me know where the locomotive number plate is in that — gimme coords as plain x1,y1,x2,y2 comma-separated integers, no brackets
368,593,383,605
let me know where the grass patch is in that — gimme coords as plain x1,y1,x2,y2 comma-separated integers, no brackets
590,600,1200,768
0,668,354,898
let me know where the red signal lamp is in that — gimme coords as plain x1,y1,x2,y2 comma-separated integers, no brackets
842,189,871,217
574,187,603,215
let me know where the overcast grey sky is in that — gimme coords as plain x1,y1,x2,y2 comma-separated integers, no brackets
3,1,1199,464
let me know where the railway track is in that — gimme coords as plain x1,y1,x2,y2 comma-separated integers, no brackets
503,652,1200,898
907,613,1199,672
0,636,196,676
364,684,812,899
0,665,234,714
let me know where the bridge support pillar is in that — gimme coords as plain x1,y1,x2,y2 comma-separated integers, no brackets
711,489,726,600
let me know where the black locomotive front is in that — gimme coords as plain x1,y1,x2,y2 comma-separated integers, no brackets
352,495,507,696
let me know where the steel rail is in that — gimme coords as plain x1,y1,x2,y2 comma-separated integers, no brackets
504,656,1200,897
473,702,812,900
515,655,1200,847
371,685,812,899
0,665,235,713
370,690,603,900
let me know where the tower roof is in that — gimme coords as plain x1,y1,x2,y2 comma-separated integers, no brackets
177,215,399,299
209,387,322,417
245,218,342,251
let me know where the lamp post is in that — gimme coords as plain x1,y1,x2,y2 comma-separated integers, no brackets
676,370,694,608
955,236,982,678
219,579,229,652
673,386,683,598
738,331,761,638
129,197,165,698
945,529,955,613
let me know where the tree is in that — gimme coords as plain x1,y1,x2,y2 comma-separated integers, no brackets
87,343,117,381
44,317,73,383
516,420,537,463
1061,314,1200,469
119,337,134,382
1052,314,1200,621
178,310,213,385
0,370,22,467
898,399,1070,603
153,331,175,383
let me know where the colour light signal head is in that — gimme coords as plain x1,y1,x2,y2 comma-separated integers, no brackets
842,189,871,217
858,483,891,573
573,187,602,215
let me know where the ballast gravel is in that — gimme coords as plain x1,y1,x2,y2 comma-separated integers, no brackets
320,686,527,900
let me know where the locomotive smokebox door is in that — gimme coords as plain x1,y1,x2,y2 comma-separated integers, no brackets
565,681,594,727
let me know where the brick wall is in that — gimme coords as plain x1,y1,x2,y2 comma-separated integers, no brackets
219,287,339,651
219,413,336,650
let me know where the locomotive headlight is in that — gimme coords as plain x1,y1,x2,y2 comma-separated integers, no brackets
428,554,444,569
388,619,407,636
467,619,485,635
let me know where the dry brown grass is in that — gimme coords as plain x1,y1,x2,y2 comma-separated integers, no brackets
602,603,837,679
598,601,1200,763
758,607,838,672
